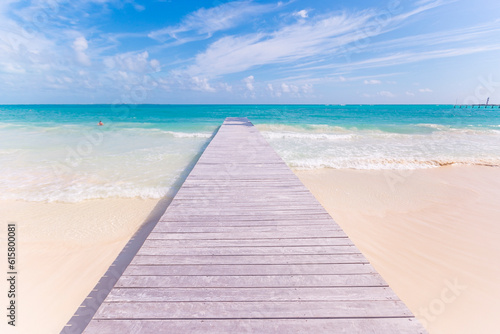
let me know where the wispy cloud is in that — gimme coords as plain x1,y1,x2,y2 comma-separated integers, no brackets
1,0,498,103
294,9,309,18
337,44,500,72
364,20,500,53
182,0,456,79
294,18,500,79
387,0,456,24
0,0,159,96
266,81,313,98
184,11,375,77
378,90,395,98
148,1,281,43
242,75,256,97
363,90,396,98
72,36,91,66
243,75,255,91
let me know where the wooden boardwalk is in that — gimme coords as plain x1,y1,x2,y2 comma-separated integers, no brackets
81,117,426,333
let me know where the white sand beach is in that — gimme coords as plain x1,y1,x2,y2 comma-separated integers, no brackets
1,165,499,333
0,198,162,334
295,165,500,334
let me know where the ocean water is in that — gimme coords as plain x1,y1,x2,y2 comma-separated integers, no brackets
1,104,499,202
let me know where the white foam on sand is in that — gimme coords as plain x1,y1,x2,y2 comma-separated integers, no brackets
259,125,500,170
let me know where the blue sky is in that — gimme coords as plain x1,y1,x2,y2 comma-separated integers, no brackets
1,0,499,104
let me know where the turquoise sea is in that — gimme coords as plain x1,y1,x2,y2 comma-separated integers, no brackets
1,104,499,202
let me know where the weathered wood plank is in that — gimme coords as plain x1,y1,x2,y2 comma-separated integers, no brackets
94,300,414,319
167,201,321,208
156,221,336,228
142,237,354,248
158,210,331,217
114,274,389,288
165,195,320,202
147,230,348,239
105,286,398,302
130,254,368,265
136,245,360,256
151,225,341,234
159,214,333,222
77,117,426,334
168,203,323,210
84,318,426,334
122,263,377,276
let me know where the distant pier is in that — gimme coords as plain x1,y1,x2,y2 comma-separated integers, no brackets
454,104,500,108
455,97,500,108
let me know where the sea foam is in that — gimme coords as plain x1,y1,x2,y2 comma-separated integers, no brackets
1,104,499,202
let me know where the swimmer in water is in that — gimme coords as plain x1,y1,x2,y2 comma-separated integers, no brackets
98,120,103,126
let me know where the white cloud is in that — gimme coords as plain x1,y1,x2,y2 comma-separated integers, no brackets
366,20,500,53
378,91,395,97
415,0,447,6
305,19,500,76
308,44,500,75
191,76,216,92
277,83,300,95
2,63,26,74
149,1,280,42
183,1,458,79
0,0,496,103
104,51,160,73
0,0,167,99
364,79,381,85
243,75,255,91
150,59,161,72
281,83,290,93
186,11,374,77
302,83,313,93
220,82,232,92
267,81,310,97
267,83,282,97
133,3,145,12
72,36,91,66
386,0,457,26
118,71,128,79
294,10,309,18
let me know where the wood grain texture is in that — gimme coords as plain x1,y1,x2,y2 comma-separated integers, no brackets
84,318,426,334
122,263,378,276
94,300,414,319
81,117,426,333
104,286,399,302
114,274,389,288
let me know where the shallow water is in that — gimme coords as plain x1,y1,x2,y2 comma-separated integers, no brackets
1,104,499,201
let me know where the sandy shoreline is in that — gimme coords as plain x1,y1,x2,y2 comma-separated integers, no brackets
1,165,499,333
